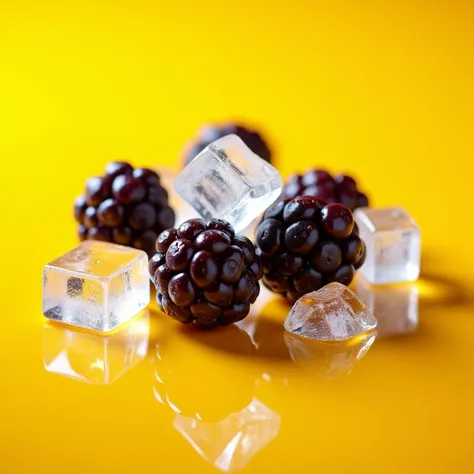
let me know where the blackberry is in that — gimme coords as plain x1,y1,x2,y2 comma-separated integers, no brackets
151,219,262,329
183,123,272,166
74,161,175,257
255,197,365,302
282,169,369,210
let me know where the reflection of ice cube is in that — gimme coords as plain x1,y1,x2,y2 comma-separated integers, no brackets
42,311,150,385
354,207,421,284
174,398,280,473
42,241,150,332
355,276,418,338
175,135,282,233
284,283,377,341
284,331,375,379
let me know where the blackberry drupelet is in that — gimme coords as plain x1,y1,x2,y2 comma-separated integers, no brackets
255,197,366,302
74,161,175,257
183,123,272,166
282,169,369,210
151,219,262,329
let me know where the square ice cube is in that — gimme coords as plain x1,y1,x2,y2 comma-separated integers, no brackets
354,207,421,284
175,134,282,233
355,276,418,337
42,241,150,332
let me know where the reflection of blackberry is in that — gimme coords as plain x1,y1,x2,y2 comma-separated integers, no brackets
150,219,263,329
183,123,272,166
282,170,369,210
74,161,175,258
255,197,366,302
153,325,255,421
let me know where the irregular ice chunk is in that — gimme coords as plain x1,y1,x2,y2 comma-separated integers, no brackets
284,282,377,341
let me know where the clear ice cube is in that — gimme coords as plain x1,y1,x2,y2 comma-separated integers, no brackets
355,276,418,338
173,398,281,473
42,310,150,384
42,241,150,332
174,134,282,233
354,207,421,284
284,282,377,341
158,166,200,223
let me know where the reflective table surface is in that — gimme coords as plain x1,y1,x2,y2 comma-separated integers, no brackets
1,1,474,473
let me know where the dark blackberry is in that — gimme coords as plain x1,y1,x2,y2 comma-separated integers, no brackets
255,197,366,302
183,123,272,166
74,161,175,257
152,219,262,329
281,169,369,211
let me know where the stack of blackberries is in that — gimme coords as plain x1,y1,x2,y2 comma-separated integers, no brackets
183,123,272,166
149,219,263,329
74,161,175,257
254,196,366,302
282,170,369,210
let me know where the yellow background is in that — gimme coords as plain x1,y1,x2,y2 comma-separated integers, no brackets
1,1,474,473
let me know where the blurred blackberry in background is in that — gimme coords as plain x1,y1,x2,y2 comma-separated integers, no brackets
183,123,272,166
150,219,263,329
74,161,175,257
255,197,366,302
282,169,369,210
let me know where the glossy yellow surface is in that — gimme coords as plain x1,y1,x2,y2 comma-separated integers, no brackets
1,1,474,473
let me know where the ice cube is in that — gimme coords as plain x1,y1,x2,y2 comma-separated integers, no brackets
42,310,150,384
354,207,421,284
157,166,200,223
355,276,418,338
175,134,282,233
284,282,377,341
42,241,150,332
173,398,280,473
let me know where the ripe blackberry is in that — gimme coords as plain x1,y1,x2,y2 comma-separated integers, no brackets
183,123,272,166
255,197,365,302
74,161,175,257
282,169,369,210
151,219,262,329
